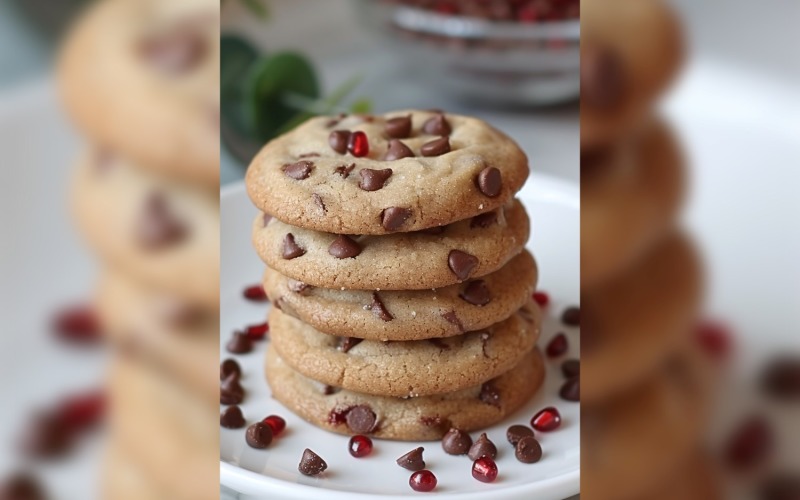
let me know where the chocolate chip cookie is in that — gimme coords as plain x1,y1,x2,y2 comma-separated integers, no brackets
246,110,529,235
253,199,529,290
263,250,537,340
265,345,545,441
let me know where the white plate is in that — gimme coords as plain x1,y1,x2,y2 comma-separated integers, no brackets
219,174,580,500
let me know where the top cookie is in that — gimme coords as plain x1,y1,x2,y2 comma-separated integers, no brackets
59,0,220,187
246,110,529,235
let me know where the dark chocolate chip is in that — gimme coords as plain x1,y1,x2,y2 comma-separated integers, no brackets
345,405,376,434
298,448,327,476
385,115,413,138
139,28,206,76
19,412,73,459
282,161,314,180
312,193,327,213
423,114,452,136
420,137,451,157
428,338,452,350
329,130,351,154
396,447,426,471
288,279,312,295
506,424,535,446
480,381,501,407
581,46,625,110
281,233,306,260
245,422,273,449
515,435,543,463
298,152,320,158
760,356,800,401
476,167,502,197
220,406,246,429
442,428,472,455
137,192,188,250
468,433,497,460
328,235,362,259
448,250,479,280
358,168,393,191
421,226,446,235
383,139,414,161
226,331,253,354
0,472,47,500
441,310,464,332
322,384,339,396
220,374,245,405
334,163,355,178
561,306,580,326
220,359,241,380
338,337,363,353
471,211,498,228
381,207,412,231
369,293,394,322
561,359,580,379
560,377,580,402
459,280,491,306
758,473,800,500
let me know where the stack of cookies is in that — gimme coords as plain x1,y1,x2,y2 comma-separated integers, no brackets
246,110,546,441
58,0,219,498
580,1,718,499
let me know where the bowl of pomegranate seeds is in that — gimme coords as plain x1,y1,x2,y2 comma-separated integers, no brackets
361,0,579,104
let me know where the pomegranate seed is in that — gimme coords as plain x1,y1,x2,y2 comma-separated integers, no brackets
546,333,568,358
518,5,538,22
434,1,458,15
409,470,437,492
696,320,733,359
532,291,549,307
52,305,102,344
262,415,286,437
347,131,369,157
725,415,773,471
242,284,268,302
531,407,562,432
59,391,106,431
348,435,373,458
245,322,269,341
471,457,498,483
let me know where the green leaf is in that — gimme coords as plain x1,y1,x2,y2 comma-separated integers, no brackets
349,98,373,114
239,0,269,20
275,74,365,135
220,34,259,98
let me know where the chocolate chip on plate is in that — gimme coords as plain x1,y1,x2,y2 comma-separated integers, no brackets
422,114,451,136
562,359,580,379
226,331,253,354
381,207,412,231
442,428,472,455
328,235,362,259
220,406,246,429
220,374,245,405
385,115,412,138
359,168,393,191
515,435,543,463
476,166,502,197
383,139,414,161
0,472,47,500
298,448,328,476
760,356,800,401
459,280,491,306
345,405,377,434
420,137,451,157
245,422,273,449
468,433,497,460
19,412,73,459
506,424,534,446
281,233,306,260
448,250,479,281
220,359,241,380
560,377,580,402
329,130,351,154
282,161,314,180
561,306,580,326
396,447,426,471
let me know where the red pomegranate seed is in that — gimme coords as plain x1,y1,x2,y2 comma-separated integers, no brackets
546,333,568,358
52,305,102,344
696,320,733,359
245,322,269,341
471,457,498,483
242,284,268,302
348,435,373,458
434,1,458,15
518,5,538,22
532,291,549,308
531,407,561,432
262,415,286,437
409,470,437,492
347,131,369,157
725,415,773,471
59,391,106,431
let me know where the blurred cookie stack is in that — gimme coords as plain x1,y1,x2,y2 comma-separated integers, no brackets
58,0,219,498
246,110,546,441
580,1,719,499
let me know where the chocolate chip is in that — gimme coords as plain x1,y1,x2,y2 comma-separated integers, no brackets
298,449,327,476
288,279,312,295
345,405,376,433
19,412,73,459
421,226,446,235
220,374,245,405
334,163,355,178
326,113,346,128
442,428,472,455
220,359,241,380
329,130,351,154
298,153,320,158
459,280,491,306
358,168,393,191
471,211,497,228
226,331,253,354
381,207,412,231
139,28,206,76
448,250,479,281
515,436,543,463
282,161,314,180
760,356,800,401
428,338,452,350
137,192,188,250
338,337,363,353
328,235,362,258
322,384,339,395
441,310,464,332
245,422,273,449
480,381,501,407
281,233,306,260
312,193,327,213
561,306,580,326
423,114,451,135
560,377,580,402
758,473,800,500
581,46,625,110
369,293,393,321
468,433,497,460
396,447,426,471
561,359,580,379
476,167,502,197
383,139,414,161
220,406,246,429
420,137,451,157
0,472,47,500
385,115,413,138
506,424,534,446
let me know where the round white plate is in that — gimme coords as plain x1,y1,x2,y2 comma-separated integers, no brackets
219,174,580,500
